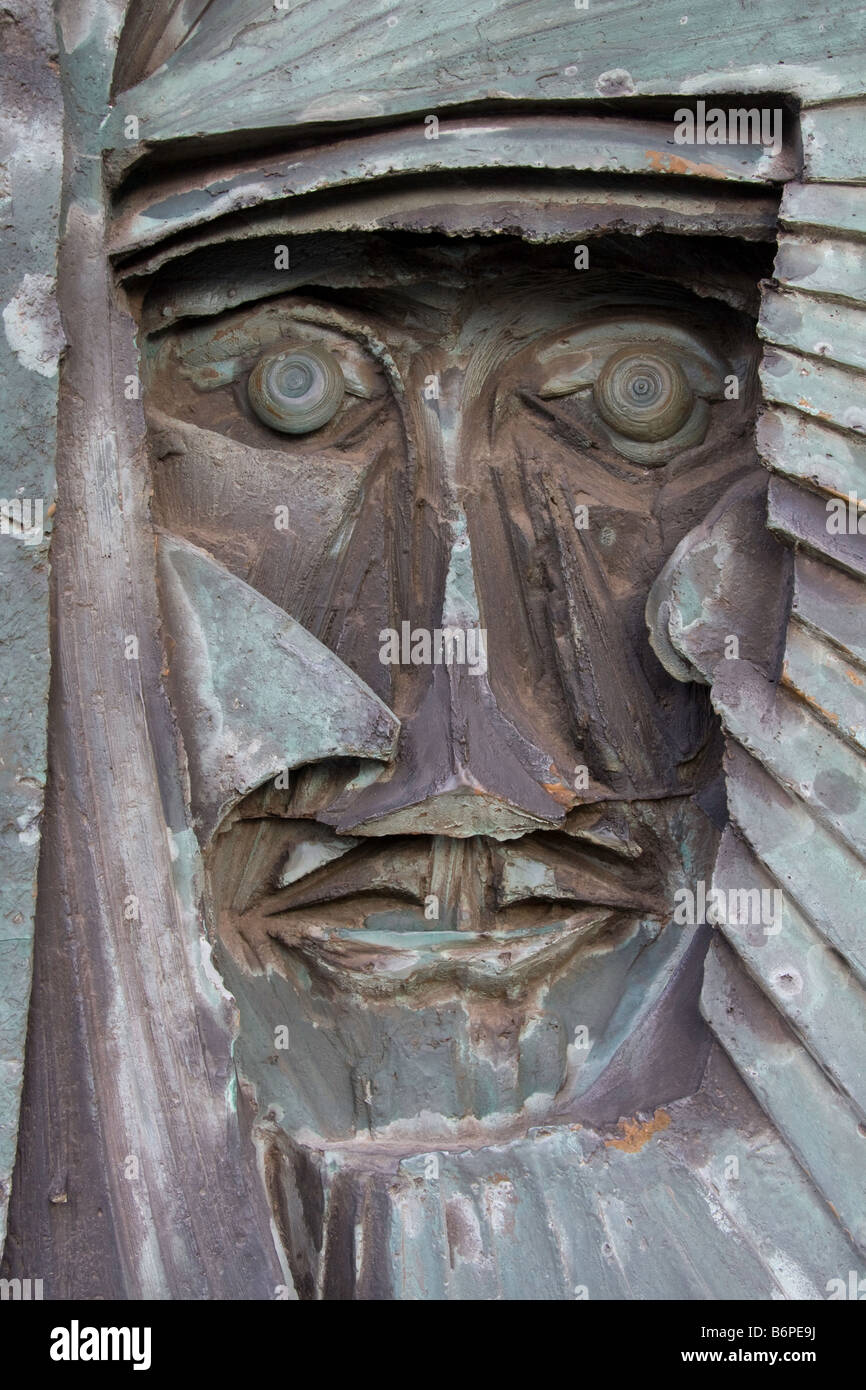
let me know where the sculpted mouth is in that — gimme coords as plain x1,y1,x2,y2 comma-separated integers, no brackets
267,907,619,986
233,805,667,987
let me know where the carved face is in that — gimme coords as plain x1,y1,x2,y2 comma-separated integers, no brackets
142,232,767,1145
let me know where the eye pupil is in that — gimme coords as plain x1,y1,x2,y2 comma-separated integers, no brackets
594,347,692,443
248,342,345,434
281,363,313,396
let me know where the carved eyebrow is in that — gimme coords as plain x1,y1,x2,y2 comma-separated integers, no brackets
270,304,405,398
282,323,384,400
153,299,403,401
532,321,726,399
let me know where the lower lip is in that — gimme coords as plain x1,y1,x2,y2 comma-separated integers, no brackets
288,906,618,978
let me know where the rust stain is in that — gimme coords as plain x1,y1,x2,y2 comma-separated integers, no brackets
643,150,731,178
542,777,575,804
782,672,841,725
605,1108,671,1153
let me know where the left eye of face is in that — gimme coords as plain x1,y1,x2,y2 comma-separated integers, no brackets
248,342,346,434
532,317,729,465
593,347,693,443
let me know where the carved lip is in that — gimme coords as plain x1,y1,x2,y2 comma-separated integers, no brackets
256,816,659,912
240,812,666,984
267,904,629,986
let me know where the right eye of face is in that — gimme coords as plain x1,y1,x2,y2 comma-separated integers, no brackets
143,303,393,454
248,342,346,435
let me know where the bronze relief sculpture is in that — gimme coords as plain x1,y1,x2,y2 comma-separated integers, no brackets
2,0,866,1303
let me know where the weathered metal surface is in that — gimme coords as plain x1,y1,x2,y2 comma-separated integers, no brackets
802,101,866,183
792,552,866,667
713,659,866,862
0,0,284,1297
699,127,866,1276
758,406,866,500
725,744,866,986
760,345,866,432
759,285,866,373
713,826,866,1117
774,232,866,304
105,0,866,174
781,180,866,238
108,115,790,259
158,535,399,841
768,474,866,579
115,179,779,284
264,1046,861,1298
5,0,866,1304
782,619,866,755
0,0,61,1249
646,476,791,686
702,940,866,1256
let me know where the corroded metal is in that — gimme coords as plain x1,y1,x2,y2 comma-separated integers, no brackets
2,0,866,1303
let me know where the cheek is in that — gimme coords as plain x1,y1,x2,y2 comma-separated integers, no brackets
468,405,763,693
478,419,667,597
148,424,373,603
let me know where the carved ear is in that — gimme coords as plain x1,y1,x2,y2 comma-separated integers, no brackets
157,535,399,842
646,474,793,687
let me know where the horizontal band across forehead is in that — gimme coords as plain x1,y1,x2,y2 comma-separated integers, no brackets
106,0,860,172
110,113,789,265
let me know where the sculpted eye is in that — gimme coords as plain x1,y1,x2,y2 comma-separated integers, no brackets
594,347,693,443
248,343,345,434
533,318,729,465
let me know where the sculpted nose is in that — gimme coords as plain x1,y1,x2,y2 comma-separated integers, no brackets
322,514,577,838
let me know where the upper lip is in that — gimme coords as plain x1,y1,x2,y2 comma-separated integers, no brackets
250,813,664,925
